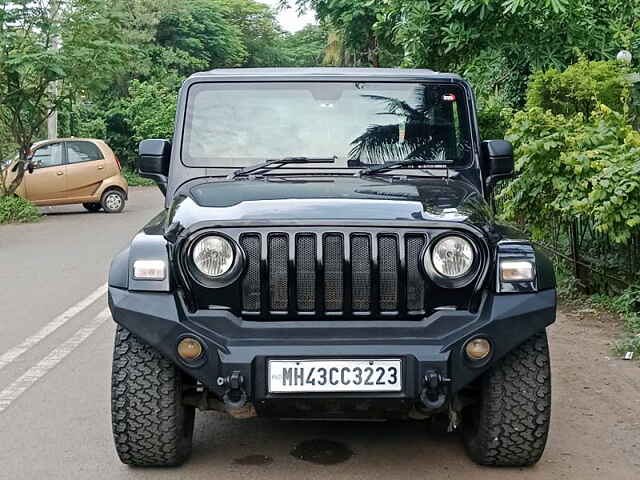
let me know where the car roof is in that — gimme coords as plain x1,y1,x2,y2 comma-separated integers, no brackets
32,138,104,148
188,67,463,82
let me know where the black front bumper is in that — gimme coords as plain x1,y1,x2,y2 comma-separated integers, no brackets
108,287,555,412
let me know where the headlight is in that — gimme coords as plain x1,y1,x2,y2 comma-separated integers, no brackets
430,235,474,278
192,235,234,277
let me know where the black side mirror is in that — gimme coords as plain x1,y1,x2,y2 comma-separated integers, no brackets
138,139,171,195
482,140,514,188
27,161,34,174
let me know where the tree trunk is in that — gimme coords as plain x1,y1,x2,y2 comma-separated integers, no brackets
5,145,30,195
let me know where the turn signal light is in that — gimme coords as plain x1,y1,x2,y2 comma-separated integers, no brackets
177,337,203,361
465,338,491,361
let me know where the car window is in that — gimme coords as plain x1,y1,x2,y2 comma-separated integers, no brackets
67,141,103,164
183,82,473,169
32,143,64,168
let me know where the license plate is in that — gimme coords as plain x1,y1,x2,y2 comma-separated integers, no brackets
268,359,402,393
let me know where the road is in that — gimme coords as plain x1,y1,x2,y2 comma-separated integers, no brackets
0,187,639,479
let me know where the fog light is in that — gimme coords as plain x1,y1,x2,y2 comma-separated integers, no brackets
465,338,491,361
177,337,203,361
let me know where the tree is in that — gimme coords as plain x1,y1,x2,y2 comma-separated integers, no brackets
0,0,130,195
280,24,327,67
295,0,640,102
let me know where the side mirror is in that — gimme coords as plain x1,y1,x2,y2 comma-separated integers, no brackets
138,139,171,195
482,140,514,188
27,161,35,174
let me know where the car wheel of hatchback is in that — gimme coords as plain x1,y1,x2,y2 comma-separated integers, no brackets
462,331,551,466
111,326,195,466
82,202,102,213
101,189,125,213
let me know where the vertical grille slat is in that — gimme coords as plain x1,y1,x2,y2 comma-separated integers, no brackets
324,234,344,312
240,235,261,313
351,235,371,312
406,235,426,312
378,235,399,312
236,229,430,319
269,235,289,312
296,234,316,312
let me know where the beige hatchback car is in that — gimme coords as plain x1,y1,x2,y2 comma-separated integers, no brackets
8,138,128,213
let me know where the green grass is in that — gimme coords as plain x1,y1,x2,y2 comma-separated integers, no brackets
554,259,640,357
0,195,41,224
590,285,640,357
122,168,154,187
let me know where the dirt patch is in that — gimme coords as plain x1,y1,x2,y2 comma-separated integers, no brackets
545,306,640,476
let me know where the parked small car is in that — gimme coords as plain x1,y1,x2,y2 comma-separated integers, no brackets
7,138,128,213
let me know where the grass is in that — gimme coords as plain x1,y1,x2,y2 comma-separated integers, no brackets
0,194,41,224
554,259,640,357
122,168,154,187
590,285,640,357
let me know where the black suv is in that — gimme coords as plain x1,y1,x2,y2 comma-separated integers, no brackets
108,68,555,468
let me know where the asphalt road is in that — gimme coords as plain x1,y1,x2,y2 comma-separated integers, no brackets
0,187,639,479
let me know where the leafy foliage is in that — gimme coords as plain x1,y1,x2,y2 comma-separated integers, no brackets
0,0,130,193
500,60,639,244
0,195,40,224
295,0,640,131
280,25,327,67
122,168,154,187
526,60,632,118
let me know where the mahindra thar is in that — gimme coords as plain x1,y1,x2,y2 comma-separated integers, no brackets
108,68,555,467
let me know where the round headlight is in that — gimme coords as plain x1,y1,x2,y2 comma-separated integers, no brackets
430,236,474,278
192,235,234,277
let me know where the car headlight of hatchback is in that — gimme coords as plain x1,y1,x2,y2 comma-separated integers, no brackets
192,235,235,277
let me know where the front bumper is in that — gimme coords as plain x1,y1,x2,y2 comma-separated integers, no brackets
108,287,555,412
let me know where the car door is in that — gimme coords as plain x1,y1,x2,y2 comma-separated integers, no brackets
24,142,66,204
64,140,106,201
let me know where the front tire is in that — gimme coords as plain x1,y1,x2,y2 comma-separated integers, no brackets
111,326,195,467
101,189,125,213
462,331,551,467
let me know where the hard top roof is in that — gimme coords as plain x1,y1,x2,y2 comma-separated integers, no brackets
188,67,463,82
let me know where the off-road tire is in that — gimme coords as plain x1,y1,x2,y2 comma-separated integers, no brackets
111,326,195,467
83,202,102,212
101,189,125,213
462,331,551,467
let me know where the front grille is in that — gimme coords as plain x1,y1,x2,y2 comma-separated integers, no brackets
239,230,429,318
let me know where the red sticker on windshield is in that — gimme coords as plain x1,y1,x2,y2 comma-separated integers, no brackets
442,94,456,102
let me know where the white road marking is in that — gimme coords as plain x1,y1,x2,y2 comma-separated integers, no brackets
0,309,110,414
0,283,107,372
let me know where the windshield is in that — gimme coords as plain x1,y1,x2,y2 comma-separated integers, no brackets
182,82,473,169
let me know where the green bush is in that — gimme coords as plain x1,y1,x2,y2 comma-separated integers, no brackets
500,59,640,244
122,168,154,187
0,195,41,224
501,105,640,243
526,59,631,119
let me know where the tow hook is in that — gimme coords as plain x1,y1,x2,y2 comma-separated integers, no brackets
420,370,451,410
219,371,248,410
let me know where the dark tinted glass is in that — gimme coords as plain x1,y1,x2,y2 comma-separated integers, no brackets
67,141,103,164
182,82,472,168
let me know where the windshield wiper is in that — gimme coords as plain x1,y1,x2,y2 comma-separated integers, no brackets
357,157,453,177
228,156,337,179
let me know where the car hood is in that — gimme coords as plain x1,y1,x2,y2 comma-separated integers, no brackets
165,175,495,233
